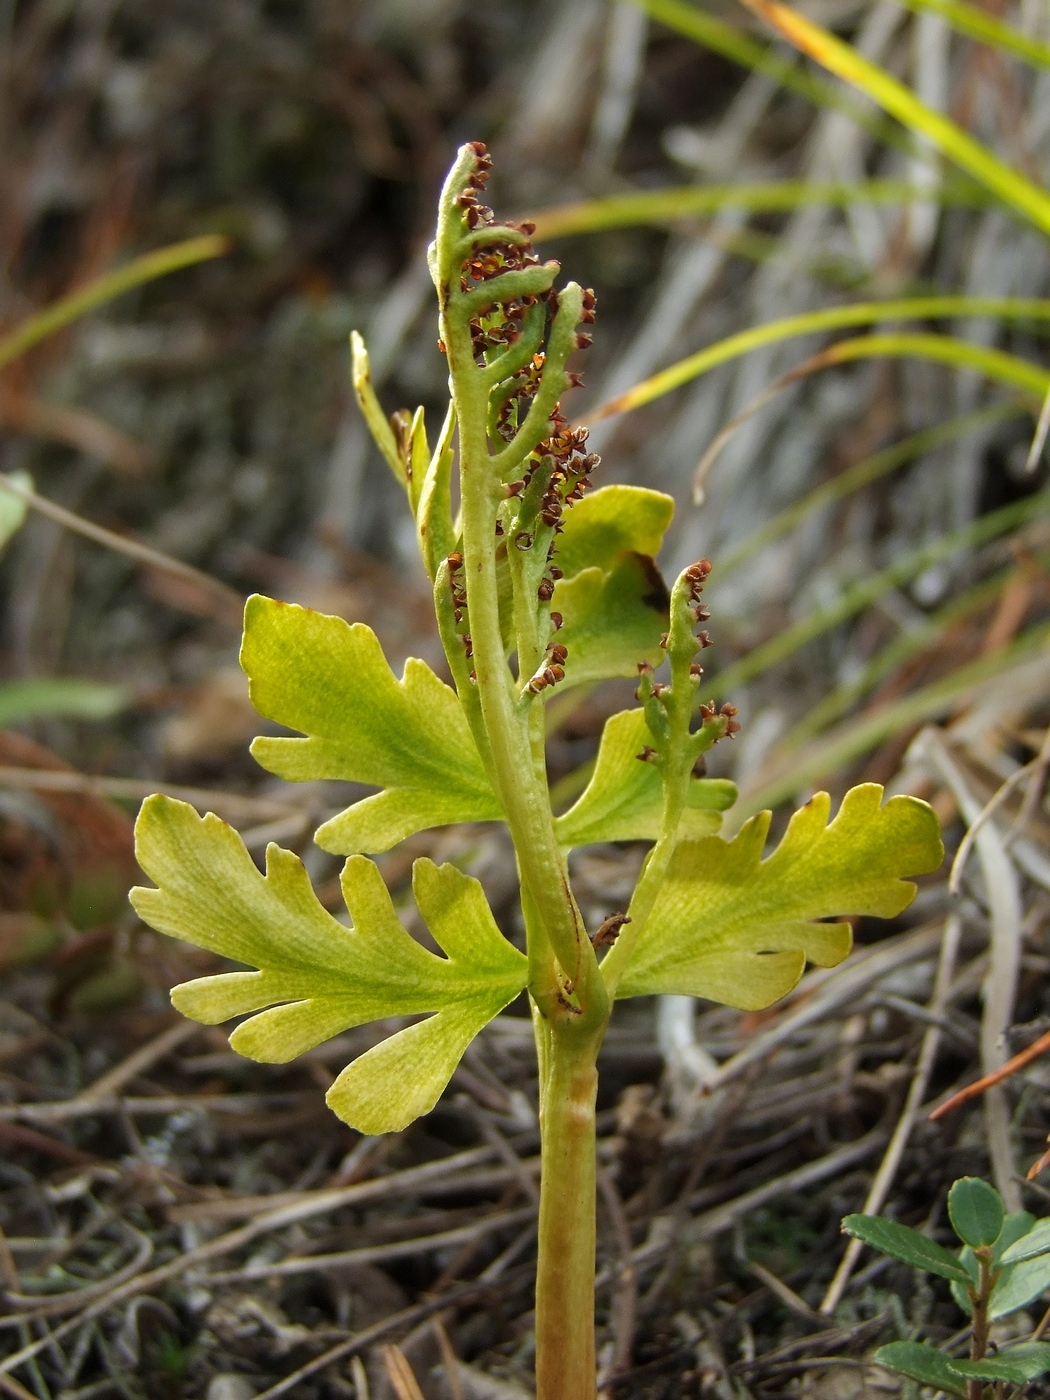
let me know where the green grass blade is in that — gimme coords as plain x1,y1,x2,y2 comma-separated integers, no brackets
531,179,988,240
730,620,1050,821
738,0,1050,236
718,403,1023,577
695,335,1047,490
898,0,1050,73
591,297,1050,420
0,471,32,552
631,0,907,149
0,234,230,371
810,331,1049,395
0,677,130,725
710,486,1050,698
784,553,1044,743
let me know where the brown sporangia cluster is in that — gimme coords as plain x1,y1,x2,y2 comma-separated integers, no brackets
590,912,631,949
446,551,476,672
658,560,716,661
507,419,599,627
700,699,740,735
484,288,594,446
456,139,495,229
447,551,466,623
536,421,599,528
526,640,568,695
442,143,602,698
450,141,546,367
683,558,713,642
634,559,741,752
684,562,740,735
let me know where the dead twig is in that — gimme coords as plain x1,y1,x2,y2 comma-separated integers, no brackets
1,1225,153,1325
431,1318,466,1400
0,1094,315,1123
74,1022,198,1105
195,1206,536,1286
597,1167,637,1395
733,1211,832,1329
382,1345,426,1400
932,1025,1050,1122
249,1270,533,1400
948,741,1050,893
0,1144,507,1380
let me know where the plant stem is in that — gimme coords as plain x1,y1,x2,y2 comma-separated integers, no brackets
433,147,612,1397
442,268,605,1022
969,1253,994,1400
535,1022,602,1400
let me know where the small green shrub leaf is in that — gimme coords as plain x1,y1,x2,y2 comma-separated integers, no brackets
554,554,670,689
616,784,942,1005
951,1242,981,1314
952,1215,1036,1310
553,708,736,849
873,1341,967,1396
950,1280,973,1315
989,1247,1050,1318
240,596,500,853
999,1215,1050,1265
956,1210,1040,1309
131,796,527,1134
950,1343,1050,1383
842,1214,973,1283
554,485,675,580
948,1176,1004,1247
995,1211,1038,1261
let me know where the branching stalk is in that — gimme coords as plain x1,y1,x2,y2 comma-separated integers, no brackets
431,145,611,1400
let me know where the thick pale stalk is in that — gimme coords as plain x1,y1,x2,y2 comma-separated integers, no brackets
535,1024,601,1400
434,150,610,1397
442,297,606,1021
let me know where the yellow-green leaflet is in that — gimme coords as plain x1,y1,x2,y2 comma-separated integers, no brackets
616,785,943,1006
554,555,670,689
554,709,736,849
131,796,527,1135
554,485,674,578
240,595,500,854
530,485,677,688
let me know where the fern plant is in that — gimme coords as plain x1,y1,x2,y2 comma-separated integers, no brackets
130,144,943,1399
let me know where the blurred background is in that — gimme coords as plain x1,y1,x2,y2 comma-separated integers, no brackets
1,1,1050,1396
